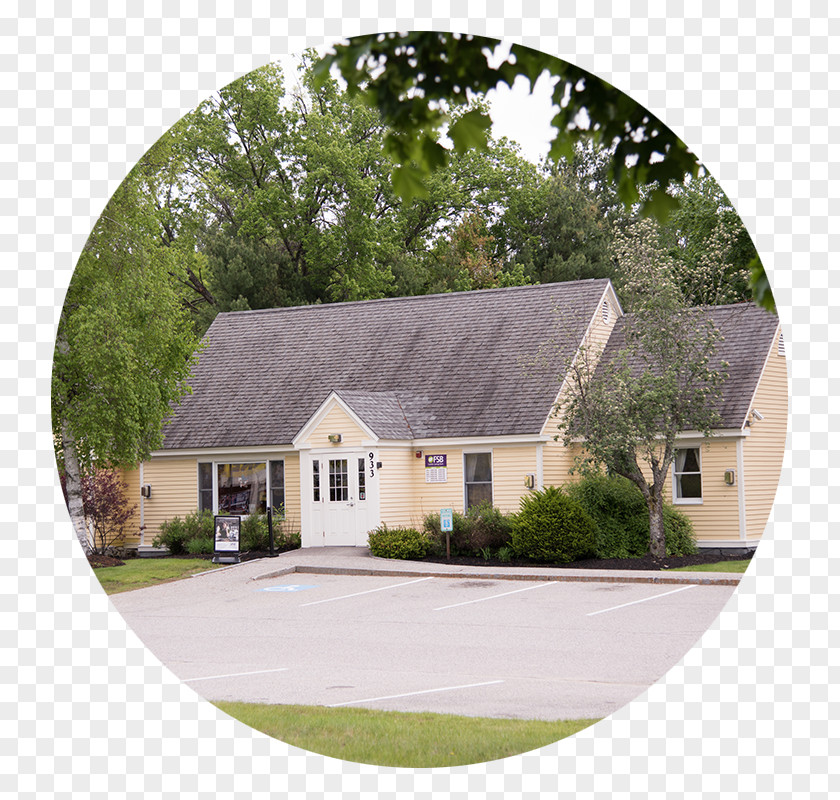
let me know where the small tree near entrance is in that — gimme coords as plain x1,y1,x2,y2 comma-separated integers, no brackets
61,469,137,556
557,219,729,559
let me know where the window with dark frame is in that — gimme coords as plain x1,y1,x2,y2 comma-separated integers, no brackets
269,460,285,516
198,462,213,513
464,452,492,509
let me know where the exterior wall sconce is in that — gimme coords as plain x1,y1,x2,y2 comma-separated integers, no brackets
724,469,736,486
140,484,152,498
524,473,536,490
328,433,342,443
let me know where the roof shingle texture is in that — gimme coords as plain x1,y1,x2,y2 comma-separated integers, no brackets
161,280,611,449
600,303,780,429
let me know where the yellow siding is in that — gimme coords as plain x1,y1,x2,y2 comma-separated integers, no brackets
491,445,539,513
303,404,369,448
742,328,788,541
281,453,302,535
378,448,420,528
412,447,466,522
141,458,199,544
118,466,143,548
667,440,742,542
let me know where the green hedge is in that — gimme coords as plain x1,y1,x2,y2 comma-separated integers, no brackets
510,486,596,563
153,509,301,555
368,524,432,560
565,474,696,557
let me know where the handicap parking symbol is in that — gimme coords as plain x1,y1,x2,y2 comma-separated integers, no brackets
261,584,317,593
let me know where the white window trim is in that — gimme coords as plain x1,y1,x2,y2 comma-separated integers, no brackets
672,446,703,505
463,449,493,512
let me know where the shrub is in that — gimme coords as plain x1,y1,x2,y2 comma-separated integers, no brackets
422,509,470,555
663,505,696,555
566,473,696,557
422,504,514,555
154,509,214,555
185,536,214,555
368,524,431,560
511,486,597,563
462,502,514,552
241,513,269,551
566,474,649,558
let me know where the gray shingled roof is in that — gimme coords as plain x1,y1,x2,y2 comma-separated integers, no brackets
600,302,780,430
161,280,612,449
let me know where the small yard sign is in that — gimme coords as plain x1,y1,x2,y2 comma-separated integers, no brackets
440,508,453,532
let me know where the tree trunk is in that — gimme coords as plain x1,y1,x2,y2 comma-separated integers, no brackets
648,491,666,559
61,418,91,555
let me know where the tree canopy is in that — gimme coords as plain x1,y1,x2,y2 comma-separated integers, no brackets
316,32,773,311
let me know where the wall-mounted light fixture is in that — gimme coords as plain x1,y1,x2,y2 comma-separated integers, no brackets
140,484,152,498
524,473,536,490
327,433,342,444
724,469,736,486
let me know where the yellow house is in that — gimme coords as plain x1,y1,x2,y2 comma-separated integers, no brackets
120,279,786,554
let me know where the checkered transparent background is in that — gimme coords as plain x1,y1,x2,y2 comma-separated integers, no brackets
4,2,836,797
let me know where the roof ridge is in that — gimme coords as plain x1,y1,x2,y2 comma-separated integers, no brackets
217,278,612,319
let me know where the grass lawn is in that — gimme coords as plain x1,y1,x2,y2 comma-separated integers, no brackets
214,702,598,768
668,559,751,573
93,558,224,594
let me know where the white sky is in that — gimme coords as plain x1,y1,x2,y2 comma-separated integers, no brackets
277,46,560,167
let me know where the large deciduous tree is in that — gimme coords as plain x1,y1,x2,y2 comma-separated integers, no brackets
557,219,728,558
317,32,774,311
53,160,200,553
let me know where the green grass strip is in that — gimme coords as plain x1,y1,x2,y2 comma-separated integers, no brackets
214,702,598,768
93,558,224,594
668,559,751,573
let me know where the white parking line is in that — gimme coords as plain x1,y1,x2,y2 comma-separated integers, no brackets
184,667,289,683
586,584,697,616
327,680,504,707
299,576,434,607
434,580,555,611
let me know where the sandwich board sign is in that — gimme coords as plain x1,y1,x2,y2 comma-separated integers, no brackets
213,515,241,564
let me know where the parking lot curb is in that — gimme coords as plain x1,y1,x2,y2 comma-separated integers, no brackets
249,563,741,587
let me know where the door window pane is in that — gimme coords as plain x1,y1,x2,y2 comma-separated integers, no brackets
313,460,321,502
358,457,366,501
329,459,349,502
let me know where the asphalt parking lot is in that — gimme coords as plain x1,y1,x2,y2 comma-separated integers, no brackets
110,552,738,721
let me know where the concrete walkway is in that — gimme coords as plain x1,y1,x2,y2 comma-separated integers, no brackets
205,546,742,587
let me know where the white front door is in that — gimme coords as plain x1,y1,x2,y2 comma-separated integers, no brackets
308,451,378,546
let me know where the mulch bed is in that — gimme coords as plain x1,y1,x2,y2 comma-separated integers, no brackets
88,548,752,572
417,550,754,571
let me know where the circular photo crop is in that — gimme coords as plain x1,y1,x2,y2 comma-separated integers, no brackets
53,33,786,768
